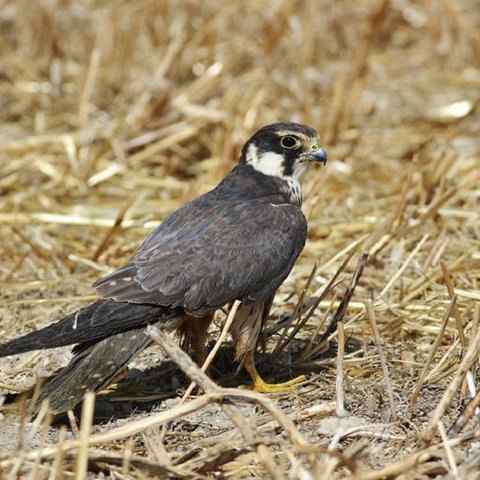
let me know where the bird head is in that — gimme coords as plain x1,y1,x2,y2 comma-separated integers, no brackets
240,122,327,184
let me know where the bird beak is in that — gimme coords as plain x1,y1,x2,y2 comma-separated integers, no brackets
301,146,327,165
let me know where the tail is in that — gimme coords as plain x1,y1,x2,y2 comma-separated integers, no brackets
0,299,180,358
37,328,152,413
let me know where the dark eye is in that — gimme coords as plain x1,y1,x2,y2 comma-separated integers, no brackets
281,136,299,149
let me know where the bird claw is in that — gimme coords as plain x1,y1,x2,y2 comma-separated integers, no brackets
239,374,306,393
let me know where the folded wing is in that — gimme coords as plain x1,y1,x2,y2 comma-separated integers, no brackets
94,198,307,316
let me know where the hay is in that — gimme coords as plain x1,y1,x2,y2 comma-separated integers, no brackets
1,0,479,478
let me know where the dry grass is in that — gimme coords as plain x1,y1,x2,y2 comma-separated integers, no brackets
1,0,480,478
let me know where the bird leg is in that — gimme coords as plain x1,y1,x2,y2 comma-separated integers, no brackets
178,314,213,367
231,303,305,392
242,353,305,393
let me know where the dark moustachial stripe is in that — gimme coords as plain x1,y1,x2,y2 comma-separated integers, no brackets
281,153,296,177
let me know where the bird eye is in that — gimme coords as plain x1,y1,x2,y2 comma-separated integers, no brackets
281,136,299,149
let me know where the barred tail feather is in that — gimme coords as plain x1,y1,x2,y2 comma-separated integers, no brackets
37,328,152,413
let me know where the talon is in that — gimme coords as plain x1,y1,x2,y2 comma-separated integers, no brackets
242,357,305,393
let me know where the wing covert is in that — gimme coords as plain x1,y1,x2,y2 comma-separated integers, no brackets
94,198,307,316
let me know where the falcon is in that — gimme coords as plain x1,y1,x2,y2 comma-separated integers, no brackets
0,122,327,413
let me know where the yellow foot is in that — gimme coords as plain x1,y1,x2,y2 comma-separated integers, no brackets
240,374,306,393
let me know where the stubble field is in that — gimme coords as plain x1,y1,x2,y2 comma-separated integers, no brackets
0,1,479,478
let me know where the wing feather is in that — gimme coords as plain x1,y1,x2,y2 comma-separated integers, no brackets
94,195,307,316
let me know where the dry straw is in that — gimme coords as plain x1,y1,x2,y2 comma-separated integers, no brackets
1,0,479,478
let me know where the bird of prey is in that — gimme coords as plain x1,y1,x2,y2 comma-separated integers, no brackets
0,122,327,413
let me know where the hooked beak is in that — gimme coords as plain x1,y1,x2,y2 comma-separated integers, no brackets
301,146,327,165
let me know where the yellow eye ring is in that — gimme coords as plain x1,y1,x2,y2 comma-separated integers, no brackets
281,136,300,149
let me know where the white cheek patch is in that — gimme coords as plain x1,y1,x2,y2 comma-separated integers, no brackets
246,144,285,178
245,143,306,205
245,143,258,164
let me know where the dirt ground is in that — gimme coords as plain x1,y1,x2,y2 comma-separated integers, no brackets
0,0,479,478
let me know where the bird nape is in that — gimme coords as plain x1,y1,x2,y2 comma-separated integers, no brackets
0,122,327,414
